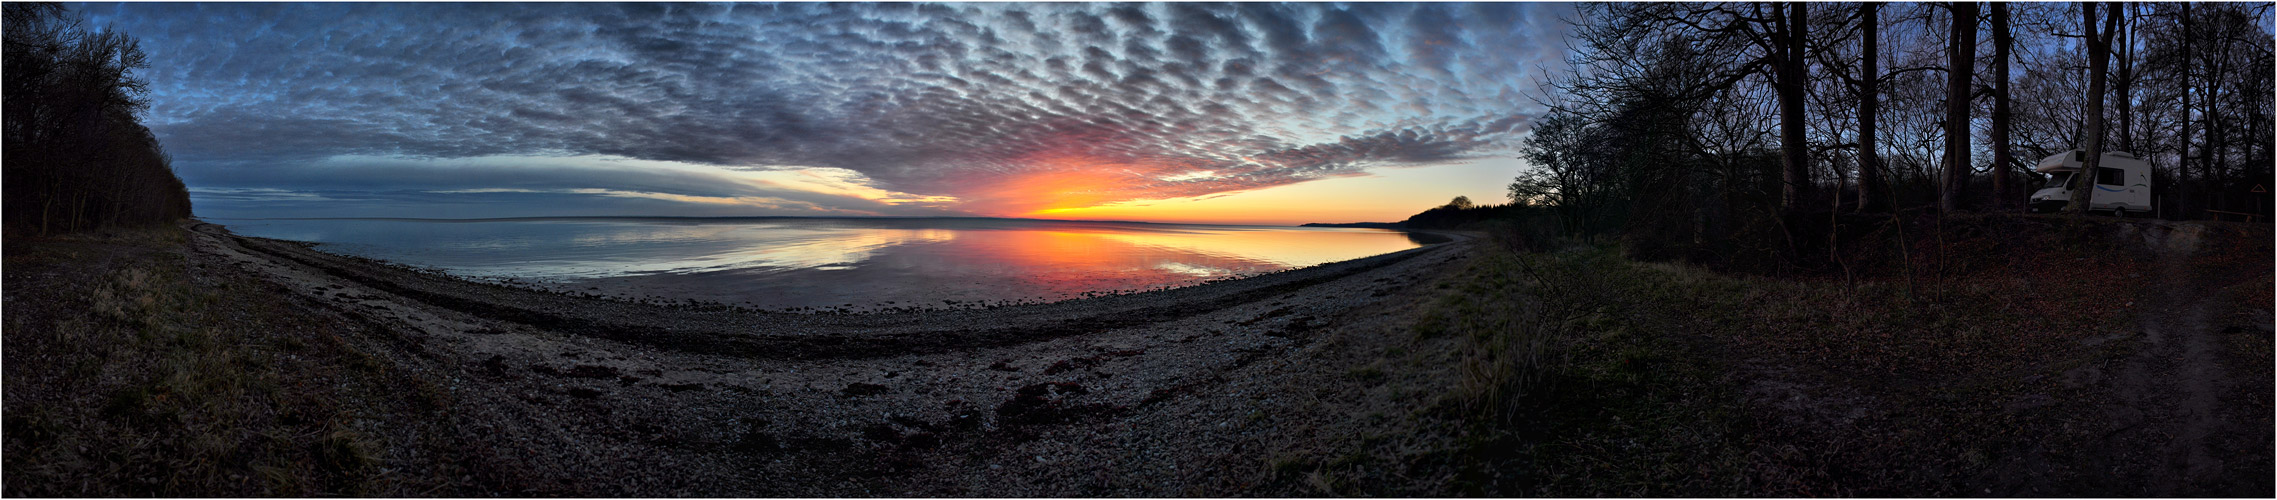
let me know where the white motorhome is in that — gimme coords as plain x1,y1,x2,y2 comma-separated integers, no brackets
2028,150,2153,216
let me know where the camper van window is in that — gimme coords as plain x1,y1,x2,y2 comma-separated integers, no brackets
2096,167,2124,186
2046,172,2073,189
2073,150,2086,163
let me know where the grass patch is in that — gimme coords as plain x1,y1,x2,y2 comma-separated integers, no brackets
1396,215,2258,495
1345,362,1387,382
1414,243,1755,496
2,226,425,496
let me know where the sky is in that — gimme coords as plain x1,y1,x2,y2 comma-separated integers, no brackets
80,2,1577,225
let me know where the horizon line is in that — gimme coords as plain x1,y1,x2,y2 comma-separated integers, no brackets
192,214,1331,228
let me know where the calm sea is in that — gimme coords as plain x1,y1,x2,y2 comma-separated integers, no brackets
216,217,1433,310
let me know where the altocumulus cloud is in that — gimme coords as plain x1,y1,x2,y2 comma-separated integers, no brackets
80,2,1577,218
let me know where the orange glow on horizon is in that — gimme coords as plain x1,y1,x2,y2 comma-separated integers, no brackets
1014,157,1526,226
918,151,1525,227
965,149,1197,216
982,168,1133,215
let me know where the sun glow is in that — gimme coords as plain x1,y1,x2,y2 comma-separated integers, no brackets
1023,157,1527,226
958,152,1167,216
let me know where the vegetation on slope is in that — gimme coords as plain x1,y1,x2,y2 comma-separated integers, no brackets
4,3,191,236
2,226,478,496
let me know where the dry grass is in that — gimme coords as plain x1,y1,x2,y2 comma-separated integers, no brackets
2,225,448,496
1237,242,1761,496
1346,215,2272,495
1420,247,1630,423
1420,244,1758,496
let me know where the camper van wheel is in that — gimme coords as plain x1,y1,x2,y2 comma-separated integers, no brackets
2111,207,2127,218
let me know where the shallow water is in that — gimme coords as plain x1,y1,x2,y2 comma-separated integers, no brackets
217,217,1432,310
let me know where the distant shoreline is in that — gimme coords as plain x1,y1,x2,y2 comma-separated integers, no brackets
1298,221,1405,229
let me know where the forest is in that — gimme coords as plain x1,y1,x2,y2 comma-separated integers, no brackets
3,3,191,236
1501,2,2273,270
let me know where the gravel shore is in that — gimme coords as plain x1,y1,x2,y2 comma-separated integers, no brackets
181,220,1479,495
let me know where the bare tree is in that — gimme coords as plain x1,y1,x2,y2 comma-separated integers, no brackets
2067,2,2122,214
1513,109,1620,239
1857,3,1890,212
2116,3,2136,155
2180,3,2194,216
1581,3,1818,232
1773,2,1812,226
1990,3,2015,210
1939,3,1977,213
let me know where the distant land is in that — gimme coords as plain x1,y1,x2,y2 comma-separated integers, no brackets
1300,222,1405,229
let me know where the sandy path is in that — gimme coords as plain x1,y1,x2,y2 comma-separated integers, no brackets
181,220,1476,495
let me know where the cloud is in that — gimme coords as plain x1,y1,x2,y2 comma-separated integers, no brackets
87,2,1579,217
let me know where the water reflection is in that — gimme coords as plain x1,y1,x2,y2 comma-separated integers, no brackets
218,217,1427,310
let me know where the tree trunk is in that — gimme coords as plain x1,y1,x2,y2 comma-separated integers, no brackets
1991,3,2014,210
1777,3,1811,220
2205,26,2227,212
2068,2,2120,214
70,191,85,232
1859,3,1889,212
2180,3,2193,218
2116,3,2134,155
1940,2,1977,213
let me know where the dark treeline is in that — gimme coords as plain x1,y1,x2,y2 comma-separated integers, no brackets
4,3,189,236
1400,196,1521,228
1501,2,2273,268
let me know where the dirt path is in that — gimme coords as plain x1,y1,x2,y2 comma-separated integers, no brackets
2131,252,2224,493
2090,238,2262,496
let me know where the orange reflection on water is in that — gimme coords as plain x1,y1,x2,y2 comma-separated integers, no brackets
888,224,1423,298
566,223,958,274
1087,227,1422,266
941,229,1276,284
